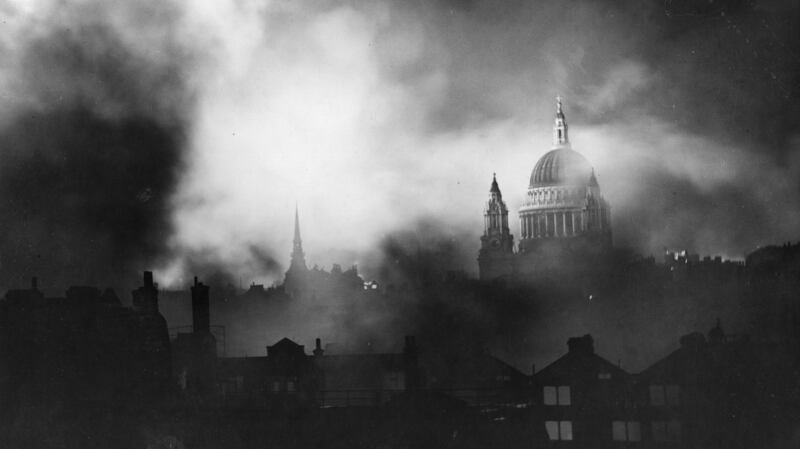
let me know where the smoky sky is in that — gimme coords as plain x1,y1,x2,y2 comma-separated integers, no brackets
0,0,798,288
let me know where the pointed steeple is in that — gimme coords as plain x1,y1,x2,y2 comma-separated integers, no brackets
490,172,501,195
290,204,307,271
553,95,570,147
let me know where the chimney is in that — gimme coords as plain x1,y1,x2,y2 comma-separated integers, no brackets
313,338,324,357
567,334,595,354
191,276,211,333
132,271,159,313
143,271,154,289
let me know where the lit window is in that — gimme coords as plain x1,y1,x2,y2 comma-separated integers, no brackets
612,421,641,442
652,420,681,442
287,381,295,392
545,421,573,441
272,381,281,392
543,385,571,405
598,372,611,380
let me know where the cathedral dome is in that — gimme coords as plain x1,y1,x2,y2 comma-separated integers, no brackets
529,148,594,189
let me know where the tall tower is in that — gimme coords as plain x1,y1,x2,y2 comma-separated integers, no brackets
289,205,307,272
478,174,515,280
284,205,308,297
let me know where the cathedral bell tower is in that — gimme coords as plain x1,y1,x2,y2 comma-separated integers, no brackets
478,174,515,280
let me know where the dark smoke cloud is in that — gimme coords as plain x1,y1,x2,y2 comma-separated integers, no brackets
0,2,195,291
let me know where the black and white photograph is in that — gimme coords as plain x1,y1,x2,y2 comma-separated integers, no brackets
0,0,799,447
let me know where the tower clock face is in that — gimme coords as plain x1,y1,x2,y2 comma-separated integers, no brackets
490,238,501,248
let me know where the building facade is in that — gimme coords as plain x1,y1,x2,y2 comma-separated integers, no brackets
479,98,612,281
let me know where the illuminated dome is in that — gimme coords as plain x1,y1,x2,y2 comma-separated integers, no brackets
516,97,611,250
530,148,595,188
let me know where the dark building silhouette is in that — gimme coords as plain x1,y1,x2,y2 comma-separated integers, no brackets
533,335,635,448
480,98,612,282
637,322,800,449
0,272,172,409
746,241,800,280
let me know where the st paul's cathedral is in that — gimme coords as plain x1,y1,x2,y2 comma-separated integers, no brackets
478,98,612,281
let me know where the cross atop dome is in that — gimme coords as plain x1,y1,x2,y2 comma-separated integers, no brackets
553,95,569,148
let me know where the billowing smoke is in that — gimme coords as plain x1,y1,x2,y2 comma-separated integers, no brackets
1,0,798,367
159,0,800,287
0,1,201,291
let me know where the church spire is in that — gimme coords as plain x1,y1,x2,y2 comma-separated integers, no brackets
290,204,306,270
553,95,569,147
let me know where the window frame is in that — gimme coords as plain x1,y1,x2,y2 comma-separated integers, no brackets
612,421,641,442
649,384,680,406
545,420,573,441
543,385,571,406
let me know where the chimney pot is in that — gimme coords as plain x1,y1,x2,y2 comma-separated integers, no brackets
567,334,595,354
143,271,154,288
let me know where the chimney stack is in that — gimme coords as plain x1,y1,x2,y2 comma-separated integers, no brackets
313,338,324,357
132,271,159,313
191,276,211,333
143,271,154,289
567,334,595,354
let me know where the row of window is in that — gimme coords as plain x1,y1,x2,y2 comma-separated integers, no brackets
542,384,680,406
545,420,681,442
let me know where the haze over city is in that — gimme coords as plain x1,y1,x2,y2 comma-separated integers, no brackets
0,0,797,290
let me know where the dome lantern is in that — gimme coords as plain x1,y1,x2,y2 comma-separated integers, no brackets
553,95,569,148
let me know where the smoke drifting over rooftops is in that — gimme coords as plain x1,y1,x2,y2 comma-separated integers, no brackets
0,0,798,288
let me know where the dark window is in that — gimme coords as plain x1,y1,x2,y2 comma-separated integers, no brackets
613,421,641,442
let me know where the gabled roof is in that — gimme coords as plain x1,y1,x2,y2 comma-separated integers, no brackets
267,338,306,358
536,351,629,382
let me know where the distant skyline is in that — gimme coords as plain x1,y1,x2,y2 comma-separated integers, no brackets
0,0,798,288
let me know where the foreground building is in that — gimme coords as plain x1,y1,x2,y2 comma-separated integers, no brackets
533,335,634,448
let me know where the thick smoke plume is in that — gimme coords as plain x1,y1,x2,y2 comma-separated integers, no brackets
0,1,196,290
2,1,797,289
161,0,800,286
